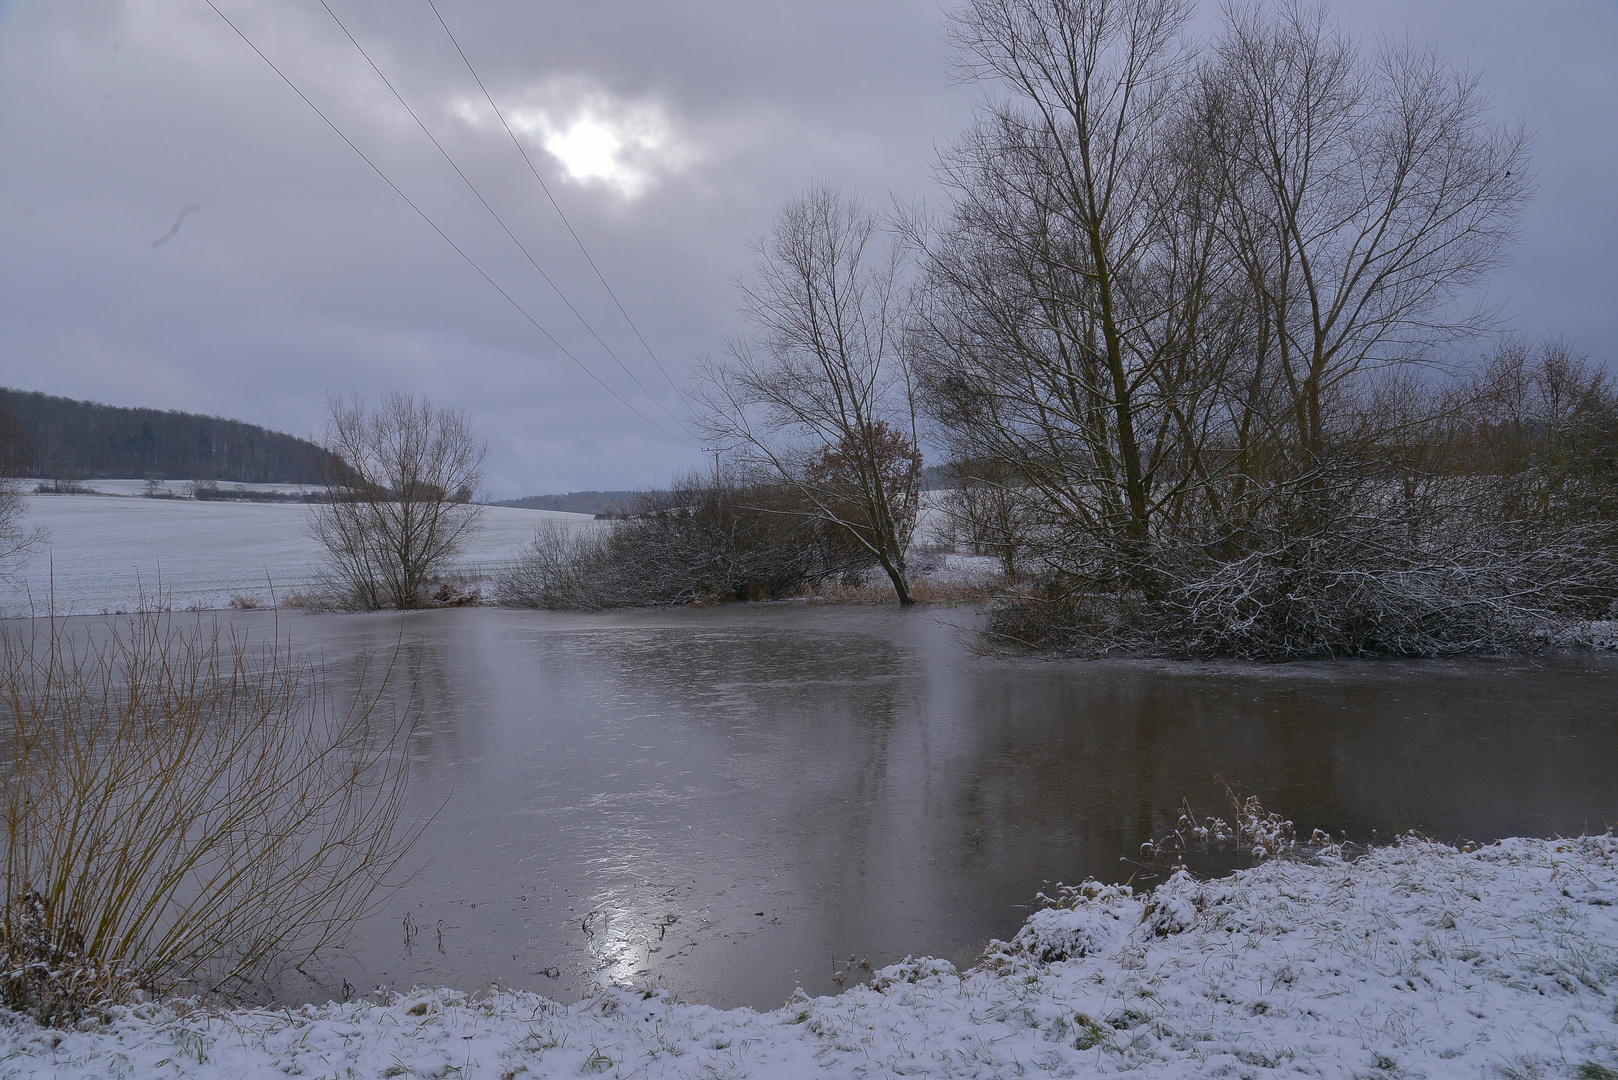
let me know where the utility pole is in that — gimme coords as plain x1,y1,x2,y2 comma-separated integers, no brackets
701,446,725,489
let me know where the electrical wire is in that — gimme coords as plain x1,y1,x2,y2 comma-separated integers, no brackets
200,0,688,445
424,0,686,396
317,0,688,430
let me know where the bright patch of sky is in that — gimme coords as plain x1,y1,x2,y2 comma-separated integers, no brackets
459,82,693,198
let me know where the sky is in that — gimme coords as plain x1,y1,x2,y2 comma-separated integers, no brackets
1,1,1614,499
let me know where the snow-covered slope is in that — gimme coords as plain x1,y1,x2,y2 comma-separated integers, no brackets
3,836,1613,1078
0,494,597,616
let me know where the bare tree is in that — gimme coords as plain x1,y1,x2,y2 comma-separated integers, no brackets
1206,0,1532,471
695,185,924,604
912,0,1550,655
1460,337,1618,530
911,0,1243,590
940,457,1027,578
0,482,32,577
309,393,487,610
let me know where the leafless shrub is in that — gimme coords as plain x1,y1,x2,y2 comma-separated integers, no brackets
803,573,1002,606
191,481,321,504
31,479,90,496
497,522,608,611
1,611,420,1024
309,392,487,611
424,574,484,607
500,473,868,610
278,588,337,614
988,455,1615,658
0,890,143,1029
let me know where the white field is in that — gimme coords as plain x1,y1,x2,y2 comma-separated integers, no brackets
1,488,978,616
0,492,597,617
2,836,1613,1078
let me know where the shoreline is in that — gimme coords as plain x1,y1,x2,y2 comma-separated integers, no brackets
5,835,1614,1078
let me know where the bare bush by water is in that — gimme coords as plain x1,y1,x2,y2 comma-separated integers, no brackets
1,611,420,1024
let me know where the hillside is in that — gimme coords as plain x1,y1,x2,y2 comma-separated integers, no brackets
0,388,323,484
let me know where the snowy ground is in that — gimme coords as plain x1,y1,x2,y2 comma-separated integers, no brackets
910,550,1006,586
0,492,597,616
2,836,1613,1079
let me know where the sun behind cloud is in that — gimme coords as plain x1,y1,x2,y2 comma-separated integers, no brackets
543,118,623,186
457,79,693,199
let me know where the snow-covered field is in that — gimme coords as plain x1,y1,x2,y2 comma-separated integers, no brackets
0,493,597,616
0,489,985,617
2,836,1613,1079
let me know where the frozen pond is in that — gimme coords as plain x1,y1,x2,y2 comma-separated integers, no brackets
194,605,1618,1011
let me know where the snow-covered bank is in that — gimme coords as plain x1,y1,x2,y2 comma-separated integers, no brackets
4,836,1614,1078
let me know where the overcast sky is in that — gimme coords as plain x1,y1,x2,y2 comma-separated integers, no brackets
2,1,1614,498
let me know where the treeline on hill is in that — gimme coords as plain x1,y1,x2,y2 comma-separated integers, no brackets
498,469,951,520
495,490,649,518
0,388,324,484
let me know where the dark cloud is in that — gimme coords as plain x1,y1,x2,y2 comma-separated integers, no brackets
1,0,1612,496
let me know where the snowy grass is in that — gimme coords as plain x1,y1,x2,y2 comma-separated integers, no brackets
3,835,1613,1078
0,495,599,616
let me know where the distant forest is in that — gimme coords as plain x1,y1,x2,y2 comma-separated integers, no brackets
499,467,954,519
0,388,324,484
495,490,646,517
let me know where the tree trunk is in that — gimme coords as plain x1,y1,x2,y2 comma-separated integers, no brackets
877,552,915,605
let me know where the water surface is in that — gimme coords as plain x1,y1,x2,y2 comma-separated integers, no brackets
239,605,1618,1008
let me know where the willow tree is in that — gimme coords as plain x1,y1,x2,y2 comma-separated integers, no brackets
1207,1,1532,474
913,0,1540,655
696,185,924,604
912,0,1239,588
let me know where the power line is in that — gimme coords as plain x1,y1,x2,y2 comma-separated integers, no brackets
316,0,688,430
424,0,686,397
200,0,688,446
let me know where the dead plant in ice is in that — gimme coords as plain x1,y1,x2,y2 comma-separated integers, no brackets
1,611,421,1025
1141,787,1329,864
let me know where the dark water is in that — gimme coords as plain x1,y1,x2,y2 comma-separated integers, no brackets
248,606,1618,1009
